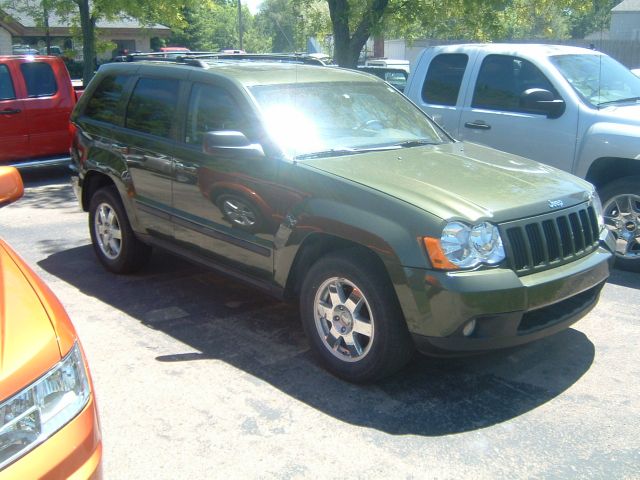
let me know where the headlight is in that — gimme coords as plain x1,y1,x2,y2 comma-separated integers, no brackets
424,221,506,270
0,343,90,469
591,190,605,232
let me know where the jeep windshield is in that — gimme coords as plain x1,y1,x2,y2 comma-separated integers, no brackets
550,53,640,108
250,81,446,159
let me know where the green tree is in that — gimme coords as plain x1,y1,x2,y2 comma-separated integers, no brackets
254,0,330,53
327,0,388,67
331,0,597,67
170,2,238,51
567,0,618,39
2,0,190,84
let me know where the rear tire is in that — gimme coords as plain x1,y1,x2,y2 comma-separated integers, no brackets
300,250,414,382
88,186,151,273
599,177,640,273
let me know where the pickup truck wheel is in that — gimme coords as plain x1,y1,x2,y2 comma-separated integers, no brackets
300,251,414,382
89,186,151,273
600,177,640,272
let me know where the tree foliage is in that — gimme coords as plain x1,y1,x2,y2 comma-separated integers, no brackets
2,0,190,83
252,0,331,53
169,1,245,52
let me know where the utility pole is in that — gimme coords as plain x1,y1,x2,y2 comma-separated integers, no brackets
237,0,244,51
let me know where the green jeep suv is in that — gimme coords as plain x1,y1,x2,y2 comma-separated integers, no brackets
70,59,615,382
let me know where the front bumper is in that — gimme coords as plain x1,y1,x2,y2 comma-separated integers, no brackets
398,241,613,356
0,395,102,480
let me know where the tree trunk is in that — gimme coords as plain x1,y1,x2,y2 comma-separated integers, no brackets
78,0,96,84
328,0,389,68
43,2,51,55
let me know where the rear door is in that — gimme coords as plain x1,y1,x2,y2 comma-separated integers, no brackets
19,60,72,159
458,54,579,170
121,75,181,239
0,62,28,163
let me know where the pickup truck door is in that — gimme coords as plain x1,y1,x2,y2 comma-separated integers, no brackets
0,63,28,163
19,60,73,160
457,53,578,171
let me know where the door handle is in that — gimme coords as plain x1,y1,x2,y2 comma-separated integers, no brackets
0,108,21,115
464,121,491,130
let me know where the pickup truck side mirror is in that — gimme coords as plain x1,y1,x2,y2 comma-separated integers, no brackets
520,88,566,119
203,131,265,159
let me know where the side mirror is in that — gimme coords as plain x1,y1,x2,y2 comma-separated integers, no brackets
203,131,265,159
520,88,566,119
0,167,24,207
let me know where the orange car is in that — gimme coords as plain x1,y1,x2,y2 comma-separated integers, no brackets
0,167,102,479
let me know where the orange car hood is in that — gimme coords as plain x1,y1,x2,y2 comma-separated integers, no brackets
0,240,70,401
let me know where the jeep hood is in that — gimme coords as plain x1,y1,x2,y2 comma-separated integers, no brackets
303,142,593,222
0,240,61,401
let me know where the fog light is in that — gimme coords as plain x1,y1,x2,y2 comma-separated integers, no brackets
462,319,476,337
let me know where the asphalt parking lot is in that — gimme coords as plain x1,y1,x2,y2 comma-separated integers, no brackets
2,167,639,479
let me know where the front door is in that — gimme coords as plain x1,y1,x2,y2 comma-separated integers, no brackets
171,82,275,280
458,54,578,171
0,63,28,163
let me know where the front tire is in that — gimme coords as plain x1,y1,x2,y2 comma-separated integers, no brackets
300,250,414,382
600,177,640,272
88,186,151,273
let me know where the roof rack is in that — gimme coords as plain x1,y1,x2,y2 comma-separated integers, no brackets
120,52,330,67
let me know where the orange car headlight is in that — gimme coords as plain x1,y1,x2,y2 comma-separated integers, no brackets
0,343,90,470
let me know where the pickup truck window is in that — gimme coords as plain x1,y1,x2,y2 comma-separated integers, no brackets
85,75,129,125
472,55,558,114
126,77,179,138
0,65,15,100
185,84,245,145
550,54,640,107
20,62,58,97
422,53,468,106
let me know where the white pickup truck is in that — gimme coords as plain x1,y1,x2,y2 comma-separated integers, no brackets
405,43,640,271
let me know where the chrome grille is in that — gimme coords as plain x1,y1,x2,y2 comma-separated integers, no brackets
501,204,600,275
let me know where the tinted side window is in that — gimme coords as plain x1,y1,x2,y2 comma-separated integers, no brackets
20,62,58,97
422,54,468,106
472,55,558,113
0,65,16,100
185,84,245,146
85,75,129,124
126,77,179,138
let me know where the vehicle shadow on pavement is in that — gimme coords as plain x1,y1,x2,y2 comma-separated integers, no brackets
606,268,640,289
15,167,75,210
39,245,596,437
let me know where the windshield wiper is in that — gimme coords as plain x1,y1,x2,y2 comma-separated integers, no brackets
392,139,440,148
597,97,640,107
295,145,400,160
295,148,360,160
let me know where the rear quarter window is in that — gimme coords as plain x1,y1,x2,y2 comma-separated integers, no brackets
20,62,58,97
84,75,130,124
125,77,179,138
422,54,469,106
